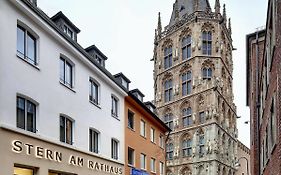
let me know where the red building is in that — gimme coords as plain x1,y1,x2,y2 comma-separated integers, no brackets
246,0,281,174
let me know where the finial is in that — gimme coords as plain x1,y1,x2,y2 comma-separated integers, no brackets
194,0,199,12
174,0,179,21
223,4,227,24
157,12,162,36
228,18,232,35
215,0,220,15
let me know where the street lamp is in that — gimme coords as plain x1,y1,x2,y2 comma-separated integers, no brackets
235,156,249,175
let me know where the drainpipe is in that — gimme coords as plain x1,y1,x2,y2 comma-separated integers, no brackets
255,30,261,175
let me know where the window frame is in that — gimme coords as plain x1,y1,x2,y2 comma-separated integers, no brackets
202,67,213,80
166,143,174,160
150,127,155,143
140,120,146,137
182,71,192,96
182,107,192,127
89,78,100,105
111,95,119,118
60,115,74,145
199,111,205,124
182,35,192,60
202,31,212,55
164,79,173,102
89,128,100,154
17,24,38,66
164,113,174,130
111,139,119,160
182,139,192,157
140,153,146,170
128,110,135,130
159,162,164,175
16,96,37,133
150,157,156,173
164,46,173,69
60,57,74,89
128,147,135,166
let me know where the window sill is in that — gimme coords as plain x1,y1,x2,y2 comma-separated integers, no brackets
127,127,135,132
151,141,156,145
140,135,147,139
59,81,76,93
17,54,40,71
111,114,120,121
127,164,135,168
89,100,101,109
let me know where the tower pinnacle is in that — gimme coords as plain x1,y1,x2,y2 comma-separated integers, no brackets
215,0,220,15
157,12,162,36
223,4,227,24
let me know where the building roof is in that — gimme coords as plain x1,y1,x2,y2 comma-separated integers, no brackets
130,89,145,98
51,11,81,33
168,0,211,27
85,44,108,60
127,92,171,132
20,0,128,93
114,73,131,83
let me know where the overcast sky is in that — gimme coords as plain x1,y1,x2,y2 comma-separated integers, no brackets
38,0,268,147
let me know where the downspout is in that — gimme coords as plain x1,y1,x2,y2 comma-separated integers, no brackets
255,30,261,175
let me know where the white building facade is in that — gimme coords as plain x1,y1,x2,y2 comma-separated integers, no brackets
0,0,126,175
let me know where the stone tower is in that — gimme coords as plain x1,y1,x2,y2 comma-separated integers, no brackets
152,0,238,174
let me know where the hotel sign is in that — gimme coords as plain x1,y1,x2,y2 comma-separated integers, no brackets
12,140,123,175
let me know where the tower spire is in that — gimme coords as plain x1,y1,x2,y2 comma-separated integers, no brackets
228,18,232,36
215,0,220,15
223,4,227,24
157,12,162,36
174,0,179,21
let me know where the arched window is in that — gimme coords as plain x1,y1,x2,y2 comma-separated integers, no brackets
202,31,212,55
181,167,191,175
164,79,173,102
182,71,192,96
202,68,212,79
182,138,192,157
164,113,174,130
182,36,192,60
166,142,174,160
182,107,192,127
199,133,205,157
164,46,173,69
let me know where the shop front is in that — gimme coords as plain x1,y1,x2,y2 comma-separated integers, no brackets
0,126,124,175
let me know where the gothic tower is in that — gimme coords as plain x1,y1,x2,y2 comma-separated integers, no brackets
152,0,238,174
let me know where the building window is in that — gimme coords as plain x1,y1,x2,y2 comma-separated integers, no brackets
164,46,173,69
17,25,37,65
202,31,212,55
63,25,74,39
111,139,119,160
95,55,104,66
164,113,174,130
270,96,276,148
128,110,135,129
150,158,156,173
89,79,99,105
60,57,73,88
166,143,174,160
159,162,164,175
164,79,173,102
150,128,155,143
202,68,212,80
89,129,99,153
60,115,73,145
182,71,192,96
128,147,135,166
111,96,118,117
199,134,205,156
140,153,146,170
182,107,192,127
140,120,146,137
182,139,192,157
199,112,205,124
182,36,192,60
14,167,34,175
16,97,36,133
159,134,164,148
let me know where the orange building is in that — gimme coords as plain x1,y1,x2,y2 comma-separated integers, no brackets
125,89,171,175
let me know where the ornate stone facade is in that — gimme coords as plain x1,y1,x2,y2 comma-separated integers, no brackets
152,0,238,174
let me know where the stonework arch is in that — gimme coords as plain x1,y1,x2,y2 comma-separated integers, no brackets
179,27,192,40
202,59,215,70
179,63,192,74
162,38,173,50
201,22,215,32
180,166,192,175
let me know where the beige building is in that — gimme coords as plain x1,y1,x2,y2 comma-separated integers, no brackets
236,141,251,175
152,0,239,174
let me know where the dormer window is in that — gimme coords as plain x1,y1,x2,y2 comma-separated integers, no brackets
121,77,129,90
63,25,74,39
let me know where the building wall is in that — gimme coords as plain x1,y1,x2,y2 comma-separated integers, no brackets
246,0,281,174
0,0,126,163
153,1,238,174
236,141,251,175
125,96,167,175
0,127,124,175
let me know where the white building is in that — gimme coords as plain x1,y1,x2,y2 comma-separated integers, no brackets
0,0,127,174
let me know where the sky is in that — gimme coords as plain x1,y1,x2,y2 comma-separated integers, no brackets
38,0,268,147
